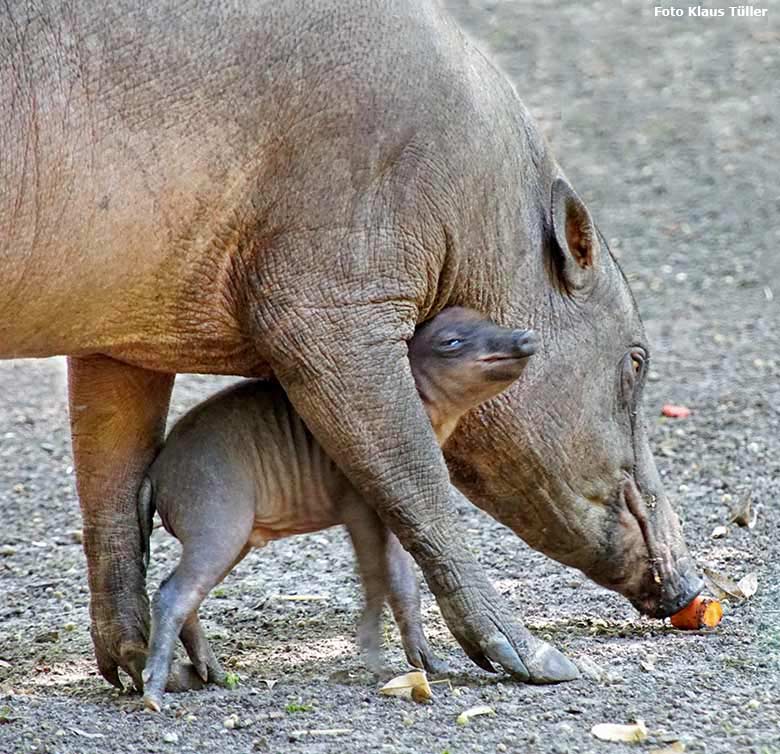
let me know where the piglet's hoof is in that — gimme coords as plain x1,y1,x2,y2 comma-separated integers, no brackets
164,661,209,693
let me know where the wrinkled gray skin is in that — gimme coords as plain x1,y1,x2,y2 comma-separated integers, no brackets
0,0,702,690
140,308,538,711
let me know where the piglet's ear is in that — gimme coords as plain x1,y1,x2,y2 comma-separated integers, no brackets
551,177,599,291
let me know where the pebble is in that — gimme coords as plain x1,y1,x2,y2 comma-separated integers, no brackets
575,656,605,682
223,714,240,729
162,732,179,744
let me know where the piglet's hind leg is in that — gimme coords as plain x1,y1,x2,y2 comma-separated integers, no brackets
180,611,229,686
143,542,249,711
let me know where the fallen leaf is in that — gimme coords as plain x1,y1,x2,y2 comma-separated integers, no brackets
662,404,691,419
591,720,648,743
456,705,495,725
703,568,743,599
68,728,104,740
710,525,728,539
290,728,352,737
275,594,329,601
704,568,758,600
650,743,685,754
737,573,758,599
729,491,757,528
380,671,432,703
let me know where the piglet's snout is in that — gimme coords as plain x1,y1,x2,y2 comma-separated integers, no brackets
510,328,538,358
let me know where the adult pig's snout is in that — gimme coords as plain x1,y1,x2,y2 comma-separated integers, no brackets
622,478,704,618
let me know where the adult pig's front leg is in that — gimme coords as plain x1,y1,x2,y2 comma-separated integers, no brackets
68,355,174,691
255,291,577,683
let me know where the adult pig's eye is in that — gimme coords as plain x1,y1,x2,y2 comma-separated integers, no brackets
621,348,646,403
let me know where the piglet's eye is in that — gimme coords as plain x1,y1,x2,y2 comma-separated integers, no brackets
442,339,463,348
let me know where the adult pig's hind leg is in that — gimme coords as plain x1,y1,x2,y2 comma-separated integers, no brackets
143,540,249,711
68,356,174,691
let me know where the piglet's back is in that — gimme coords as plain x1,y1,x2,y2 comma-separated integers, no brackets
147,380,291,539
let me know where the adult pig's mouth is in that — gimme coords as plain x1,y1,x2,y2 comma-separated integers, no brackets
622,477,704,618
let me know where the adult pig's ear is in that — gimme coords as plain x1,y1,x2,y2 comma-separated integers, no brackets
551,177,599,291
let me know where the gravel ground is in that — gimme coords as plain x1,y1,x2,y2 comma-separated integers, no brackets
1,2,778,753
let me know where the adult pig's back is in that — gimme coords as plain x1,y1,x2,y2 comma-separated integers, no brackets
0,0,499,370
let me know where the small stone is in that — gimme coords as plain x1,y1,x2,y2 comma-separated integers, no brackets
710,525,728,539
498,745,507,752
576,656,604,682
747,699,760,710
402,715,414,726
162,732,179,744
223,714,240,730
68,530,83,544
63,622,76,632
0,545,16,557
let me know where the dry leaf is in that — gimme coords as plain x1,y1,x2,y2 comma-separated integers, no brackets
275,594,329,601
379,671,432,703
729,491,757,528
290,728,352,737
68,728,105,740
737,573,758,599
591,720,648,743
456,705,495,725
650,742,685,754
710,525,728,539
704,568,758,600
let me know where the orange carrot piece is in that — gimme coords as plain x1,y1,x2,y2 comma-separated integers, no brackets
670,596,723,629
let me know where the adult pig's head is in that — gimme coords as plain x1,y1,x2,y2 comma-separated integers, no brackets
444,177,702,619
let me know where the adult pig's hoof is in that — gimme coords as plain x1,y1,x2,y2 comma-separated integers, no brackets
524,641,580,684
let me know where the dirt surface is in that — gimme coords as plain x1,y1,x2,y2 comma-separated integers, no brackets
1,2,778,753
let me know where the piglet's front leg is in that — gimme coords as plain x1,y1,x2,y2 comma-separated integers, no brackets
342,496,446,675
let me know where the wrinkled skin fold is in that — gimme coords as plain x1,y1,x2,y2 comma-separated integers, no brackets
0,0,700,690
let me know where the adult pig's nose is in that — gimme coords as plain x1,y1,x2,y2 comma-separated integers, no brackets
511,329,539,358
